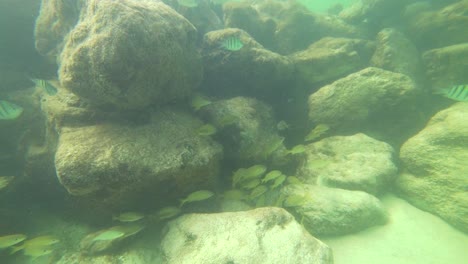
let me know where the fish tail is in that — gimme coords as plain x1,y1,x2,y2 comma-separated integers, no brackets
10,245,23,255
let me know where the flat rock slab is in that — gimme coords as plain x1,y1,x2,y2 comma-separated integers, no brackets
161,207,333,264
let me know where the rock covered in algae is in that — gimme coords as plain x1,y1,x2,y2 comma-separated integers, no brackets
59,0,202,110
282,184,388,236
290,37,375,87
422,43,468,89
370,28,423,83
296,133,398,195
397,102,468,233
160,207,333,264
201,28,294,101
308,67,418,129
54,109,223,208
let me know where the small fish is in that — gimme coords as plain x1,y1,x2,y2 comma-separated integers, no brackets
179,190,215,207
261,170,283,184
276,120,290,131
434,85,468,101
197,124,217,136
304,124,330,142
177,0,198,8
218,114,238,127
23,235,59,247
241,179,262,190
112,212,144,222
283,194,309,207
0,234,27,249
0,176,14,190
270,174,287,189
23,245,53,258
232,165,267,187
286,176,303,185
31,78,58,96
0,100,23,120
286,145,306,155
91,229,125,241
191,94,211,111
262,136,284,159
221,36,244,51
249,185,268,199
222,189,247,201
112,224,145,238
156,206,182,220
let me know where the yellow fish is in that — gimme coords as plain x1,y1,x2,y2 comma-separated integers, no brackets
91,229,125,241
191,94,212,111
23,245,53,258
179,190,215,207
0,176,14,190
11,235,60,254
156,206,182,220
0,234,27,249
304,124,330,142
197,124,217,136
113,212,144,222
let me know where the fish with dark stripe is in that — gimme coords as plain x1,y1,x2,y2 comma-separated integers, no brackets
434,85,468,102
0,100,23,120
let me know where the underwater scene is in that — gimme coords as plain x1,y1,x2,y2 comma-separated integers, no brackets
0,0,467,263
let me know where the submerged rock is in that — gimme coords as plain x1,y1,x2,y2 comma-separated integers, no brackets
160,207,333,264
290,37,374,87
308,67,418,130
282,184,388,236
370,28,423,83
296,133,398,195
59,0,202,110
201,28,294,102
405,0,468,50
422,43,468,89
54,109,223,209
397,102,468,233
201,96,288,166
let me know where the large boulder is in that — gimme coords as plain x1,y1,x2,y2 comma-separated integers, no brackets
296,133,398,195
54,109,223,209
58,0,202,110
201,96,288,167
308,67,418,130
396,102,468,233
201,28,294,101
405,0,468,50
160,207,333,264
290,37,374,87
282,184,388,236
370,28,423,83
422,43,468,89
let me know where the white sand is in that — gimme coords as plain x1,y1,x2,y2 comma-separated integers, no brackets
321,194,468,264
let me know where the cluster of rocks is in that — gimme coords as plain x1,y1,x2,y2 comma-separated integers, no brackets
1,0,467,263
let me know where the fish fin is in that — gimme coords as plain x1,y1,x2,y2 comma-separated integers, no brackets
10,245,24,254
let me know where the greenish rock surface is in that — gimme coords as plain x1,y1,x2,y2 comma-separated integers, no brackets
422,43,468,89
201,28,294,102
282,184,388,236
405,0,468,50
308,67,418,129
201,96,288,166
370,28,423,83
397,102,468,233
291,37,374,87
54,110,223,209
57,249,161,264
58,0,202,110
296,133,398,195
160,207,333,264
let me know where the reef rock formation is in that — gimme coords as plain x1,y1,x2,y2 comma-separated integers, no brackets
308,67,418,130
291,37,375,87
58,0,202,110
296,133,398,195
54,109,223,209
201,28,294,102
282,184,388,236
422,43,468,89
161,207,333,264
397,102,468,233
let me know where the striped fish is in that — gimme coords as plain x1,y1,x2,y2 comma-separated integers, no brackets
31,78,58,96
434,85,468,102
221,36,244,51
0,100,23,120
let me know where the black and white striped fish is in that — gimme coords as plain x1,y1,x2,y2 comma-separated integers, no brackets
31,78,58,96
0,100,23,120
434,85,468,102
